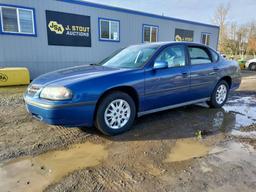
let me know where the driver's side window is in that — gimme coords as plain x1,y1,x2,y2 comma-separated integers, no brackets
155,45,186,68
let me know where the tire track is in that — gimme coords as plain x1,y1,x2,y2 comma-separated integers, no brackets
45,164,164,192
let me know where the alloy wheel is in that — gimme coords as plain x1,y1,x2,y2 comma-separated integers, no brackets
215,84,227,105
104,99,131,129
251,64,256,71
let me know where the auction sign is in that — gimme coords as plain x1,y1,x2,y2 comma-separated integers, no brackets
174,28,194,42
46,10,91,47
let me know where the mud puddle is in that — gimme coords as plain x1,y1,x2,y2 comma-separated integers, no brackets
165,139,211,162
224,96,256,129
209,141,256,165
231,130,256,139
0,142,107,192
165,137,256,164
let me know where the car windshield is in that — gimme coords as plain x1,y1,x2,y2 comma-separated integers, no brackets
98,45,159,68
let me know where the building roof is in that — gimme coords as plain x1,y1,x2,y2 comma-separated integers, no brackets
58,0,219,29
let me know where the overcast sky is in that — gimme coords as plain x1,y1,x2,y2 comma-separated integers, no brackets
83,0,256,25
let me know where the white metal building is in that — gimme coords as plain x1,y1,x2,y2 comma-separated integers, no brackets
0,0,219,79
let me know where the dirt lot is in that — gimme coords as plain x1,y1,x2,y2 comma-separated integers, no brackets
0,71,256,192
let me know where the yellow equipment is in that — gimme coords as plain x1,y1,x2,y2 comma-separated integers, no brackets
239,63,246,70
0,67,30,87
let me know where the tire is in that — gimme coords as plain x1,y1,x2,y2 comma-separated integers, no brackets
95,91,136,135
207,80,229,108
249,63,256,71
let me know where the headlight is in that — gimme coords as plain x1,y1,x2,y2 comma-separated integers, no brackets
40,86,72,100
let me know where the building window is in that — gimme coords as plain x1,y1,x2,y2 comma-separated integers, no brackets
201,33,210,46
99,18,120,42
175,28,194,42
0,5,36,36
143,24,158,43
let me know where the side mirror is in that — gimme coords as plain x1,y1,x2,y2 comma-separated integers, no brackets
153,61,168,70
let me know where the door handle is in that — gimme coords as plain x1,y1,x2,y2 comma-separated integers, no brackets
209,72,217,75
209,68,219,75
181,72,188,77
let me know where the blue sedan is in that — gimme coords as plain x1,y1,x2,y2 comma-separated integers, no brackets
24,42,241,135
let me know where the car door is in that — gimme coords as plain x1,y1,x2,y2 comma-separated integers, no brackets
188,45,218,100
143,44,190,111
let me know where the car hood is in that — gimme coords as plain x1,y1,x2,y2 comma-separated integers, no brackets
248,58,256,63
32,65,127,86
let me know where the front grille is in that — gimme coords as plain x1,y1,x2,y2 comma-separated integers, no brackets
27,84,41,96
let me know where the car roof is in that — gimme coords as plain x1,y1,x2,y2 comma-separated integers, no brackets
155,41,212,47
130,41,211,49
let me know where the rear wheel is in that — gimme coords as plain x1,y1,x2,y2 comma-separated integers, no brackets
207,80,229,108
95,92,136,135
249,63,256,71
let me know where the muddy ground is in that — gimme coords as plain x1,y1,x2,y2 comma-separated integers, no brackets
0,71,256,192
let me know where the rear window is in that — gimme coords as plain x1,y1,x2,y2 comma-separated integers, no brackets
188,46,212,65
210,49,219,63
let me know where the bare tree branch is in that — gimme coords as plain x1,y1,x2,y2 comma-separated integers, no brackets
212,3,230,52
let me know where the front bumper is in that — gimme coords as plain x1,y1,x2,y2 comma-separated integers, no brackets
24,96,96,127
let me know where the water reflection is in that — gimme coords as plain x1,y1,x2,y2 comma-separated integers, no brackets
113,105,237,141
224,96,256,129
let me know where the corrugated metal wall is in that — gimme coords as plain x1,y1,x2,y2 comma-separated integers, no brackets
0,0,219,79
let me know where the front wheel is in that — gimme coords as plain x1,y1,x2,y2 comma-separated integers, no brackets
249,63,256,71
95,92,136,135
207,80,229,108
